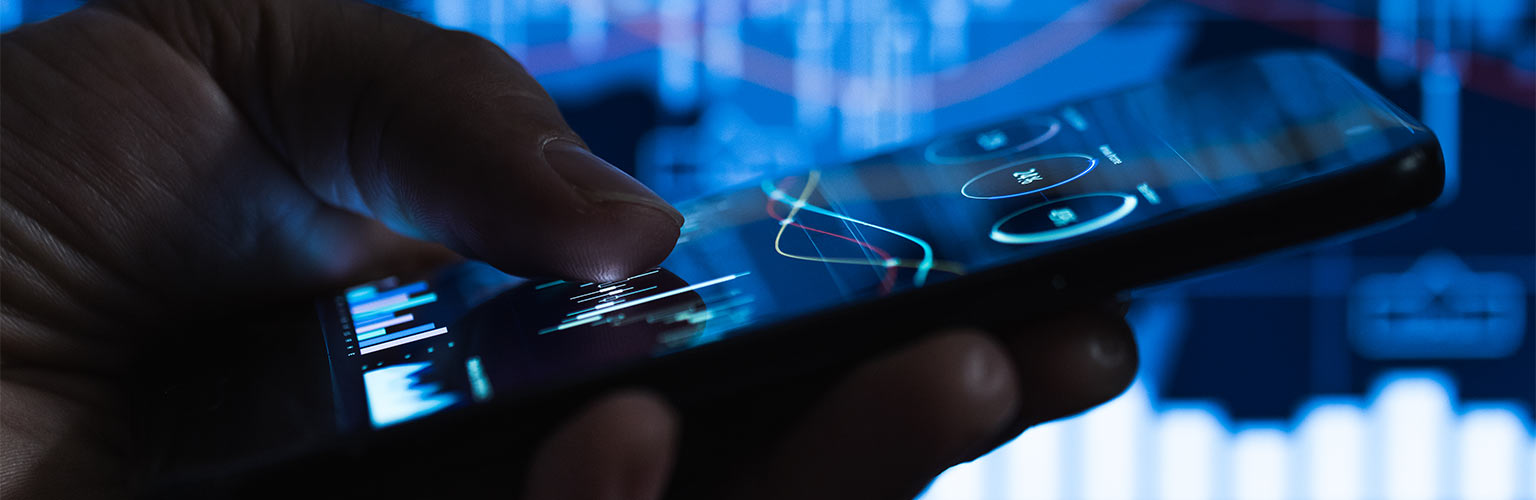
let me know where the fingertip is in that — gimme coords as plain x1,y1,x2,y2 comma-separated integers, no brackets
1003,311,1139,426
490,203,680,283
528,140,682,281
566,204,682,283
729,331,1022,500
885,330,1023,455
435,165,682,283
436,140,681,283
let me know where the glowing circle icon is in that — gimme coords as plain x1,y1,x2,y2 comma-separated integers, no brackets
960,154,1098,200
990,193,1138,244
924,116,1063,164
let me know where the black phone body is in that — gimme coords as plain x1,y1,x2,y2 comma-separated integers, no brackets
139,52,1442,497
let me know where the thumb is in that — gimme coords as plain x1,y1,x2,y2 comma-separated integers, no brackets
525,391,678,500
106,0,683,282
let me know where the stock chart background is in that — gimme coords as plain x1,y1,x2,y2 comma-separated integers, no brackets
5,0,1532,498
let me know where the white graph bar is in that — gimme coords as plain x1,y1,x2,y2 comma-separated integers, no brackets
1297,402,1366,500
1229,426,1288,500
1457,407,1525,500
1078,382,1149,500
1156,407,1224,500
354,313,414,335
1376,375,1453,500
919,458,986,500
1001,420,1064,500
350,293,409,315
359,327,448,355
1528,438,1535,500
913,369,1536,500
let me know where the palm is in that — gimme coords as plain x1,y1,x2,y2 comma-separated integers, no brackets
0,7,454,498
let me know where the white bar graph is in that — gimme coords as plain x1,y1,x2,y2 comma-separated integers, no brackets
1155,407,1224,500
1528,438,1535,500
1078,382,1149,500
1000,420,1064,500
1376,375,1453,500
916,371,1532,500
1457,407,1525,500
1229,426,1289,500
359,327,449,355
1297,402,1367,500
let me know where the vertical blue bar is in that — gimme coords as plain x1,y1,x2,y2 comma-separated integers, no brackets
466,356,493,402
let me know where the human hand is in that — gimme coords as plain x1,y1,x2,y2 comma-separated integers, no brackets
0,1,1135,498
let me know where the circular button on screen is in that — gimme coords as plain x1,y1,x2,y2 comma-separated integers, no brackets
960,154,1097,200
924,116,1061,164
990,193,1138,244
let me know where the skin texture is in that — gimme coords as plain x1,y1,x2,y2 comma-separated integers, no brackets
0,1,1139,498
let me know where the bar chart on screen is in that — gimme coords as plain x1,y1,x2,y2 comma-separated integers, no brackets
362,361,464,428
345,280,449,356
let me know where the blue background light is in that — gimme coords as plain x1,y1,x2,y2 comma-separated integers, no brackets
7,0,1531,497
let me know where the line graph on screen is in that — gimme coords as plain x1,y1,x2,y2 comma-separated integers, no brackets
763,170,964,292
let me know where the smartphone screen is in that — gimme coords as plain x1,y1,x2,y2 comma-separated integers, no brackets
319,53,1429,430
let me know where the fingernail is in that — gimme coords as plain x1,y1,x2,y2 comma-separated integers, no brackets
543,139,684,226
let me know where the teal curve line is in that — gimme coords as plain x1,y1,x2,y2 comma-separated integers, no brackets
761,179,937,286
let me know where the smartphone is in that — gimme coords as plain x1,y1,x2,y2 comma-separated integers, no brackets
138,52,1442,497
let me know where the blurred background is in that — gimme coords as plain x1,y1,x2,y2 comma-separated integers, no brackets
5,0,1531,498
